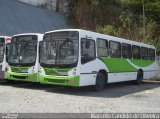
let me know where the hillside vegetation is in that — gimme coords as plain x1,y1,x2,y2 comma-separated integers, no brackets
68,0,160,53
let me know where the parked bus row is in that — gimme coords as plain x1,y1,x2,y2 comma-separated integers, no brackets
0,29,157,91
0,36,11,79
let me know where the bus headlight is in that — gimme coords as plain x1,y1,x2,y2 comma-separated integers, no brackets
72,71,76,76
5,67,11,72
68,68,77,76
39,68,43,73
5,67,8,72
28,67,34,74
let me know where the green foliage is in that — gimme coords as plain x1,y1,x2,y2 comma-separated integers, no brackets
96,25,122,36
68,0,160,53
120,0,160,53
122,0,160,23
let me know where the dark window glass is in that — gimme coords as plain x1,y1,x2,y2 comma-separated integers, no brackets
132,45,141,59
81,38,96,64
122,43,132,58
0,38,5,43
8,35,37,65
40,31,79,67
97,38,108,57
109,41,121,58
149,48,155,60
141,47,148,60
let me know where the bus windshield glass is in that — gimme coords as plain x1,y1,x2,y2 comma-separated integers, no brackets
40,31,79,67
8,35,37,65
0,38,5,62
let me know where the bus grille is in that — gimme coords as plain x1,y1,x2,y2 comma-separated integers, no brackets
45,78,65,84
12,75,28,79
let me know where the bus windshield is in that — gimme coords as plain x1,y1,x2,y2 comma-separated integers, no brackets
8,35,37,66
40,31,79,67
0,38,5,63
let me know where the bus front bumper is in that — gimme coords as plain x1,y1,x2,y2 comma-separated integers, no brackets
40,75,80,87
7,72,38,82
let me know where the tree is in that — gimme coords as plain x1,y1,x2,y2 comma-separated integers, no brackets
68,0,122,29
68,0,160,53
56,0,60,12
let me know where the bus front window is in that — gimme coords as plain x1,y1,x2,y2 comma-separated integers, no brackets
40,31,79,67
40,41,56,64
8,36,37,65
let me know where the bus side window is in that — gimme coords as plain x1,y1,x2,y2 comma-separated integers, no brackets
149,48,155,60
97,38,108,57
109,41,121,58
81,38,96,64
132,45,141,59
141,47,148,60
122,43,132,59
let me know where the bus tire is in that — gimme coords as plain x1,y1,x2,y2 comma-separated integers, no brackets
95,72,106,91
136,70,143,85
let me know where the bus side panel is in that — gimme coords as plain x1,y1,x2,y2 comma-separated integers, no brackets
0,63,4,79
79,59,107,86
80,74,96,86
126,72,137,81
143,71,156,79
108,72,137,83
0,54,8,79
142,62,157,79
108,73,127,83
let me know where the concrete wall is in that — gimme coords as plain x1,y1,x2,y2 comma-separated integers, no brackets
18,0,68,14
0,0,70,36
18,0,46,6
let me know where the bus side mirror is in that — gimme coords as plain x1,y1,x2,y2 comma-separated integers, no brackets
85,40,90,49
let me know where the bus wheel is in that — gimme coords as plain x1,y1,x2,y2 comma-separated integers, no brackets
95,72,106,91
136,70,143,85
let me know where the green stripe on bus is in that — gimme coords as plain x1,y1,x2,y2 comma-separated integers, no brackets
100,57,155,73
129,59,154,67
101,58,137,72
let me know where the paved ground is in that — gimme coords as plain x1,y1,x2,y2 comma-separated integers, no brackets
0,80,160,113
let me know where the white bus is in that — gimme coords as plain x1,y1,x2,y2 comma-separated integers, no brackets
7,33,43,82
0,36,12,80
39,29,156,91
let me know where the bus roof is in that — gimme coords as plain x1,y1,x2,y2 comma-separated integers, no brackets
13,33,43,37
12,33,43,42
45,29,155,49
0,36,11,38
0,36,12,41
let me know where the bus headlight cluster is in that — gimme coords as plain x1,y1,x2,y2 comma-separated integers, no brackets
6,66,11,72
68,68,77,76
39,68,43,74
5,67,8,72
28,67,34,74
72,71,76,76
72,68,77,76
